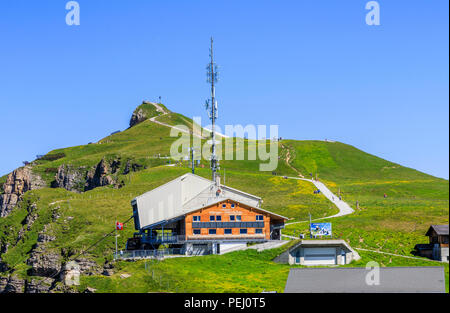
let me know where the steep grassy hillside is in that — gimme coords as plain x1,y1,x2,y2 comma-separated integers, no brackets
0,104,448,293
281,140,448,279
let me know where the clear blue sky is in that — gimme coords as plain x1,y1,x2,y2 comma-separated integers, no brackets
0,0,448,179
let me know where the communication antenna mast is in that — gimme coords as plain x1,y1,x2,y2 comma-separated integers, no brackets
205,37,219,182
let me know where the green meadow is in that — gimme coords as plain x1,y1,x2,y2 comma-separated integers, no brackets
0,104,448,292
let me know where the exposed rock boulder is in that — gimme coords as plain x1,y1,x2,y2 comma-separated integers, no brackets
26,224,60,278
75,258,102,276
2,275,25,293
37,232,56,244
85,159,115,191
27,251,62,277
84,286,97,293
54,165,87,193
129,101,168,127
23,203,38,231
129,108,147,127
102,268,114,276
25,278,54,293
0,276,8,293
0,166,45,217
123,160,143,175
0,259,7,273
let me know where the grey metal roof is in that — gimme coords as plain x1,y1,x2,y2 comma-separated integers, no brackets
132,173,270,229
426,225,449,236
284,267,446,293
287,239,361,260
160,197,288,225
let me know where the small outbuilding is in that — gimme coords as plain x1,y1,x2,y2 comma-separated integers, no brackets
414,225,449,262
274,239,360,266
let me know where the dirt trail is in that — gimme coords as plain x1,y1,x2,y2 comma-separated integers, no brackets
279,143,354,224
281,143,304,178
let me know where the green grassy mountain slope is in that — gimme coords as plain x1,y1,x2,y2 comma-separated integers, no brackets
0,103,448,293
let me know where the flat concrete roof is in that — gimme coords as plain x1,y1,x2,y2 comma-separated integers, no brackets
284,267,446,293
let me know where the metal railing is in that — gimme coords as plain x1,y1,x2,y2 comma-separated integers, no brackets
114,245,214,260
115,248,186,260
141,234,185,244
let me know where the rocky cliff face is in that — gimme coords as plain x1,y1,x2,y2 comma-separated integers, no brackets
85,158,116,191
129,107,147,127
53,159,119,193
0,167,45,217
0,275,25,293
53,164,87,193
129,101,167,127
26,224,61,281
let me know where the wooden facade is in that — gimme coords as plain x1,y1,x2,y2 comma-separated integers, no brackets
426,225,449,247
184,200,276,241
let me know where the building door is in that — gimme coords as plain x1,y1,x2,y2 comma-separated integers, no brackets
303,247,336,265
192,244,209,255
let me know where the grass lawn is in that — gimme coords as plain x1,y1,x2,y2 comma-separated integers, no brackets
75,242,449,293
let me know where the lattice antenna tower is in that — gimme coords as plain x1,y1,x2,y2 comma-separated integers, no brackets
204,37,219,182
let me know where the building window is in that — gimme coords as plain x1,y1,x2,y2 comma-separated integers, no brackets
216,215,222,221
224,229,232,235
210,216,215,221
230,215,235,221
255,229,263,234
240,229,247,234
193,216,201,222
222,204,227,208
236,215,242,221
193,229,201,235
209,229,217,235
231,203,235,208
256,215,264,221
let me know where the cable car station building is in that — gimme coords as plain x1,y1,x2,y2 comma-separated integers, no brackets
128,173,287,255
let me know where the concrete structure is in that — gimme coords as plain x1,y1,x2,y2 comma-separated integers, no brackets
284,267,446,293
128,173,287,255
415,225,449,262
274,240,360,266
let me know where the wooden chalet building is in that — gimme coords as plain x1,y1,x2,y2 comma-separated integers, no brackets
414,225,449,262
128,173,287,255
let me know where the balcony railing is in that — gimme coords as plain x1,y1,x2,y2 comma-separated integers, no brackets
141,234,186,244
186,234,266,241
115,248,186,260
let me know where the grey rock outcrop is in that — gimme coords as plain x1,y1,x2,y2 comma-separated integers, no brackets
85,159,115,191
2,275,25,293
54,165,86,193
23,203,38,231
123,160,143,175
75,258,102,276
0,276,8,292
84,286,97,293
25,278,54,293
27,251,62,277
0,166,45,217
0,259,8,273
129,108,147,127
27,224,60,277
